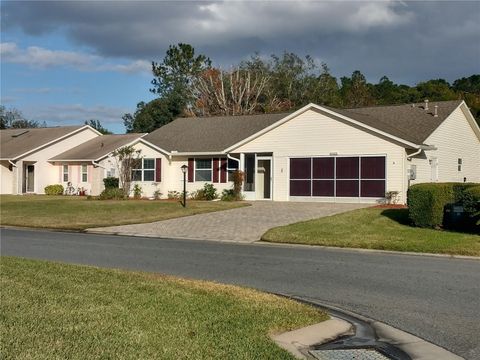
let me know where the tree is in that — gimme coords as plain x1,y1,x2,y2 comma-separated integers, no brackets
452,75,480,94
340,70,375,107
84,119,112,134
0,106,43,129
415,79,458,101
111,146,142,197
150,43,211,112
312,63,340,107
123,98,183,133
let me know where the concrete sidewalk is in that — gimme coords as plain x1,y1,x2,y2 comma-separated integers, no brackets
88,202,368,242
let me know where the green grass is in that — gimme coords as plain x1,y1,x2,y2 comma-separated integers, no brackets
0,195,247,230
262,208,480,256
0,257,327,360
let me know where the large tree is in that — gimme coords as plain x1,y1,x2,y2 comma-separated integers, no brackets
340,70,375,108
0,106,43,129
123,98,183,133
84,119,112,134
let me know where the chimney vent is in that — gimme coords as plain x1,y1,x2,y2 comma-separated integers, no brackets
424,99,429,110
434,105,438,117
411,103,415,108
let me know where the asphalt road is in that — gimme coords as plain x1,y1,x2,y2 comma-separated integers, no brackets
2,228,479,359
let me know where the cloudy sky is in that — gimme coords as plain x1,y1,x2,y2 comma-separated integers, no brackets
1,1,479,133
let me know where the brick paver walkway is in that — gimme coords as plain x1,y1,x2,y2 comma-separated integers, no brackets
88,202,369,243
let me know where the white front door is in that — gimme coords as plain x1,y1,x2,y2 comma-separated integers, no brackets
256,157,272,200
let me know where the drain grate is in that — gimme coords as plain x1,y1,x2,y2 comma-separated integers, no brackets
310,348,392,360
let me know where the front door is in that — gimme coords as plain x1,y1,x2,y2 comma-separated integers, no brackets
26,165,35,192
256,158,272,200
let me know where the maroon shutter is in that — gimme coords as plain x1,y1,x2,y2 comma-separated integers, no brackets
220,158,227,183
213,158,219,183
188,158,194,182
155,158,162,182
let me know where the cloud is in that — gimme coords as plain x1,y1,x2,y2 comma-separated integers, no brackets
0,42,151,74
24,103,129,125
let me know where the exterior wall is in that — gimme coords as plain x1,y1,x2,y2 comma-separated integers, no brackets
234,109,407,203
0,160,13,194
50,163,97,195
12,127,99,194
409,105,480,185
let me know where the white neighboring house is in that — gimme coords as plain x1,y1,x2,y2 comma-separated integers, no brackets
1,100,479,202
0,125,101,194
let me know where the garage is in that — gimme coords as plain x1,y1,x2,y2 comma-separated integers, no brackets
289,156,386,198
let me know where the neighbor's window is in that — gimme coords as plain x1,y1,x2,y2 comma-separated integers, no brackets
195,159,212,181
63,165,69,182
458,158,462,172
131,158,155,182
81,164,88,182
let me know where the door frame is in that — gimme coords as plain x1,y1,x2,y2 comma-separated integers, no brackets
256,156,273,200
24,163,35,193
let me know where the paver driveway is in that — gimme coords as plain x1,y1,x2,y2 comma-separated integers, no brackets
88,202,369,242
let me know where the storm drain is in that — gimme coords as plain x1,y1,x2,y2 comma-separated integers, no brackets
310,349,391,360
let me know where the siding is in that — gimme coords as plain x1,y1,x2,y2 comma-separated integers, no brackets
234,109,406,202
0,161,13,194
410,105,480,184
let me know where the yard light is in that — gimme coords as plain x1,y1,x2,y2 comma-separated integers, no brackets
181,165,188,208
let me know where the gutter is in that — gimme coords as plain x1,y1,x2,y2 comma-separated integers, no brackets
8,160,17,168
407,144,437,161
226,153,240,166
92,160,106,169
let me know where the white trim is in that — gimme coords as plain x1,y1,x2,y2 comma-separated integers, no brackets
12,125,101,161
94,137,167,162
224,103,424,153
256,156,273,200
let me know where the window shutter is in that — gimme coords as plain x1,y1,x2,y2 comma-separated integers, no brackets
155,158,162,182
213,158,219,183
220,158,227,183
188,158,194,182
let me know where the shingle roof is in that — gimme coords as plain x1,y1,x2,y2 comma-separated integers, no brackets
143,112,290,152
50,133,145,161
329,100,463,144
143,100,463,153
0,126,84,160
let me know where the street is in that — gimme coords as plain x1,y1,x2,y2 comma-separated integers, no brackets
2,228,479,359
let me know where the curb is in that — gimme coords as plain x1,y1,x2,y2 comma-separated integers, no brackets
271,317,353,359
282,295,463,360
256,240,480,260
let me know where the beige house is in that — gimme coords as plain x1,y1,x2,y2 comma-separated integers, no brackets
2,100,479,203
0,125,100,194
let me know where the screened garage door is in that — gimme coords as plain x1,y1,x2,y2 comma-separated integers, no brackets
289,156,386,198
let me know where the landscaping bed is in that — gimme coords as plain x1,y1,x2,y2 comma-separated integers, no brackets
262,207,480,256
0,195,247,230
0,257,327,359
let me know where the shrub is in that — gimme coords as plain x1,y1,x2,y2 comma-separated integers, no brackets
232,170,244,199
103,177,119,189
221,188,244,201
99,188,126,200
407,182,478,228
44,184,64,195
133,184,142,199
461,186,480,228
153,190,162,200
202,183,217,200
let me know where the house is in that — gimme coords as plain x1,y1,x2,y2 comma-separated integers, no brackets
1,100,479,202
49,133,146,195
0,125,100,194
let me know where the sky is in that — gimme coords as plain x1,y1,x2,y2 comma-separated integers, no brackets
1,1,479,134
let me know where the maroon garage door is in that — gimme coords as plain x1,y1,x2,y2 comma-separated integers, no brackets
290,156,386,198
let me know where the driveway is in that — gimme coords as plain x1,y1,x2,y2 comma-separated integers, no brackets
88,202,369,242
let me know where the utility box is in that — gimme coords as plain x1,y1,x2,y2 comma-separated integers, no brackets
407,165,417,180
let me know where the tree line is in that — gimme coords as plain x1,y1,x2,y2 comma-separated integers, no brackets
124,43,480,133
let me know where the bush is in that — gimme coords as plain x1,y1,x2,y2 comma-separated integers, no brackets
153,190,162,200
461,186,480,228
44,184,64,195
99,188,126,200
103,177,119,189
221,188,244,201
407,182,478,228
133,184,142,199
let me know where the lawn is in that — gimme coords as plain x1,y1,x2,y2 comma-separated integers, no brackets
0,257,327,359
262,207,480,256
0,195,247,230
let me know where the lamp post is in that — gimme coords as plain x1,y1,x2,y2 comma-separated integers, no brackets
181,164,188,207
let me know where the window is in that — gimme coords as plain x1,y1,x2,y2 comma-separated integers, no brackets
195,159,212,181
458,158,462,172
63,165,69,182
81,165,88,182
131,158,155,182
227,158,239,182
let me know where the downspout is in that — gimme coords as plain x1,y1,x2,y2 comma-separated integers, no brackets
92,160,106,169
226,153,240,166
8,160,17,168
406,148,422,161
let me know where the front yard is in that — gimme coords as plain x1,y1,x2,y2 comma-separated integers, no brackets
262,207,480,256
0,257,327,359
0,195,247,230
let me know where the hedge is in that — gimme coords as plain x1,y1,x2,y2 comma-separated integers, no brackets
103,177,119,189
407,182,478,228
44,184,64,195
